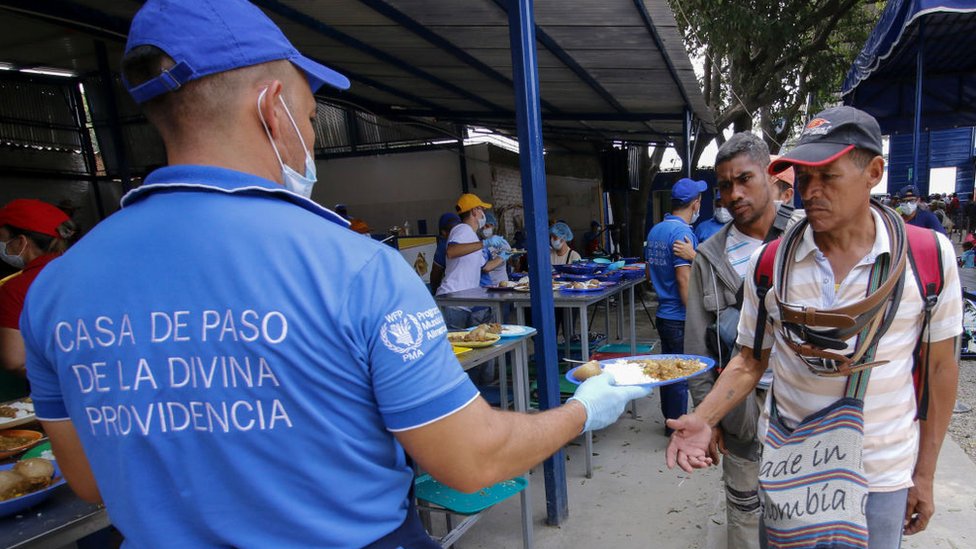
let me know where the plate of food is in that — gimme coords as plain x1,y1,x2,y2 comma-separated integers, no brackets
559,279,607,293
0,398,35,430
448,324,502,348
0,430,44,459
565,354,715,387
0,457,66,518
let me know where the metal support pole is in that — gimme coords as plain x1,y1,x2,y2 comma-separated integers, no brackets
94,40,132,193
507,0,568,525
912,20,925,188
68,82,106,221
683,108,692,178
457,124,469,193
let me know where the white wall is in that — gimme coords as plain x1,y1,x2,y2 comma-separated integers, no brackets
313,149,471,235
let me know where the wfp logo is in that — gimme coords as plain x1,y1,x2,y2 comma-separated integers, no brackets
381,310,424,355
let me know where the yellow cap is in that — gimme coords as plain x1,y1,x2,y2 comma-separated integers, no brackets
455,193,492,214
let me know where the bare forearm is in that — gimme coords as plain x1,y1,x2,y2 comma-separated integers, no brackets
915,353,959,479
483,257,504,273
447,241,482,259
692,349,765,426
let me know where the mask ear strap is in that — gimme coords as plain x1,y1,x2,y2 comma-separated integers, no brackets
277,95,311,157
257,87,286,167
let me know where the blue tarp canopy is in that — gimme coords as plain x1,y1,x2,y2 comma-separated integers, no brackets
842,0,976,135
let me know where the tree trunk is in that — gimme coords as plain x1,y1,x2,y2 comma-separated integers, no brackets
619,146,666,257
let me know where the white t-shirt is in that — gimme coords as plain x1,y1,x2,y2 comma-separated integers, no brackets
550,248,581,265
436,223,485,295
726,225,762,280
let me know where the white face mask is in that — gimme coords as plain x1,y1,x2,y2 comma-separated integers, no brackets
482,228,494,238
714,207,733,223
551,239,563,250
257,88,317,199
476,210,487,229
899,201,918,216
690,207,701,225
0,238,25,269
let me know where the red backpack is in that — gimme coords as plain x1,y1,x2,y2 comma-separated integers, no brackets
752,224,944,420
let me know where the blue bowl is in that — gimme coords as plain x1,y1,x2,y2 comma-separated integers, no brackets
557,273,597,282
594,271,624,282
622,257,641,264
0,460,66,518
553,263,601,276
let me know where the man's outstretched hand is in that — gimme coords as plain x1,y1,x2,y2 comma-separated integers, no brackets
666,414,715,473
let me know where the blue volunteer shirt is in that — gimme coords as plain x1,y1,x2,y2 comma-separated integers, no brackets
645,214,697,321
906,208,948,235
480,248,492,287
694,217,726,243
22,165,478,549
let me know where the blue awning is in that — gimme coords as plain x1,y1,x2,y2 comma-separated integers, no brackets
842,0,976,134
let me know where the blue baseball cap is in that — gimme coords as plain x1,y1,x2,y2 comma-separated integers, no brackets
899,184,920,199
124,0,350,104
438,212,461,231
672,178,708,204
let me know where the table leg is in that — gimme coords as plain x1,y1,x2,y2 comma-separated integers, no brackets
514,343,534,549
500,353,509,410
629,284,637,355
616,287,624,340
580,304,594,478
604,298,611,344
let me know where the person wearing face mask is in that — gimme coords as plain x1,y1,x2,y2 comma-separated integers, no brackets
437,193,506,302
479,211,511,287
898,184,947,235
549,222,581,265
694,190,732,244
644,177,707,435
0,199,75,400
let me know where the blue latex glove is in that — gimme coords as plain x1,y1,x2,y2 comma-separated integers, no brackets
498,250,513,261
483,235,507,249
568,373,652,432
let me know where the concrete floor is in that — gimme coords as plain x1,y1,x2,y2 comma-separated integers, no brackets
441,291,976,549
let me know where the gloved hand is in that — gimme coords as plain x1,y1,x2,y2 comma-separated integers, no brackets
497,250,513,261
483,235,507,249
568,373,652,432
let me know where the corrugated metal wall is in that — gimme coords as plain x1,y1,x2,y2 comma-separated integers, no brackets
888,127,975,197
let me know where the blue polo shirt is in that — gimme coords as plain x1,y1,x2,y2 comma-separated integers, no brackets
22,165,478,549
907,208,948,235
645,214,697,321
694,217,726,243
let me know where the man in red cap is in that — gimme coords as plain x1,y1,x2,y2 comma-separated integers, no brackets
0,199,74,399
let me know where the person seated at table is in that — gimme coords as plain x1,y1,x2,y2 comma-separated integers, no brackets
961,234,976,268
550,222,581,265
0,199,76,400
582,220,603,256
430,212,461,294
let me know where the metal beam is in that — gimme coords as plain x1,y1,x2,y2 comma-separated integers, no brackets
507,0,567,527
94,40,131,193
359,0,561,115
315,141,460,161
253,0,508,113
912,19,925,188
68,79,106,220
0,0,129,42
632,0,693,109
380,110,686,122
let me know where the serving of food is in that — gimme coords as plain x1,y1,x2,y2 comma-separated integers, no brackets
447,324,502,347
561,279,606,291
0,430,43,459
0,458,57,503
566,354,714,387
0,398,35,429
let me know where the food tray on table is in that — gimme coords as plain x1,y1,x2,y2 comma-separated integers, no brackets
490,325,535,338
0,429,44,459
0,459,67,518
0,398,35,430
553,263,601,276
565,354,715,387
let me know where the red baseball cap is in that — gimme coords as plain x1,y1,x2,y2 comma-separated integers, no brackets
0,199,70,237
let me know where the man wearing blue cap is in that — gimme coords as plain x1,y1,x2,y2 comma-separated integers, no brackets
18,1,652,547
645,177,707,434
898,184,947,235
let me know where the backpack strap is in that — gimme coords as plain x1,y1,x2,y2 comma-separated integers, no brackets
751,238,782,359
905,225,944,421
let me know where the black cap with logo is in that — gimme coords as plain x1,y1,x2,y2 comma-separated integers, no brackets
769,106,883,175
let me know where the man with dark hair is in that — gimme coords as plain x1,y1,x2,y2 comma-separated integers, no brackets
684,132,781,549
19,2,650,546
898,184,947,235
668,106,961,547
645,177,707,435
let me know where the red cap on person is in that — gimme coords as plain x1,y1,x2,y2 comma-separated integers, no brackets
0,199,70,238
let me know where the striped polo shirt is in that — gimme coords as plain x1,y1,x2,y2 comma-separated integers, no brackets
737,208,962,490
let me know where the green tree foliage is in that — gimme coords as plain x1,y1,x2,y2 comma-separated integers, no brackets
669,0,884,155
